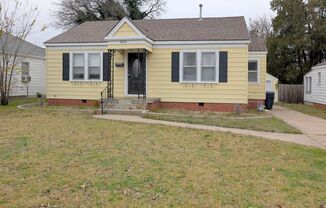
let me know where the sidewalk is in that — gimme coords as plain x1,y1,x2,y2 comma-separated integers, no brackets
94,114,326,149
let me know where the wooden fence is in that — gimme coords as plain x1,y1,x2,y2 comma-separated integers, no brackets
278,84,304,103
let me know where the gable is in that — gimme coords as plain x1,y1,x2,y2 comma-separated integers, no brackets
113,22,140,37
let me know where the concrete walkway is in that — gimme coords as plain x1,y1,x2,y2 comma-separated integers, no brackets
94,114,326,149
269,105,326,148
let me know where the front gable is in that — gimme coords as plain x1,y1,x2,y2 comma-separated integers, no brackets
113,22,139,37
105,17,147,39
105,17,153,52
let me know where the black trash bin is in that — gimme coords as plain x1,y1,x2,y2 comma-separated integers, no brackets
265,92,275,110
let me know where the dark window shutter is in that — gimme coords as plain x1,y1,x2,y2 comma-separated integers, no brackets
219,51,228,83
62,53,70,81
103,52,111,81
171,52,180,82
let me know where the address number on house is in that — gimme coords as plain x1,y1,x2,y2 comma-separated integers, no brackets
120,40,128,44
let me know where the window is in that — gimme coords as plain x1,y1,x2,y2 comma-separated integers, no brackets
71,52,102,81
181,51,218,82
183,52,197,81
73,53,85,80
318,72,321,86
248,60,259,83
88,53,101,80
306,77,312,93
21,62,30,76
201,52,216,82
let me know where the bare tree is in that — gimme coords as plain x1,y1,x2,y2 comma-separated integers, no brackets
248,15,273,42
54,0,166,29
0,0,38,105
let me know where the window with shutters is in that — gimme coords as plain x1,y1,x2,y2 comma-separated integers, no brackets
248,59,259,84
183,52,197,81
73,53,85,80
70,52,103,81
180,50,219,83
88,53,101,80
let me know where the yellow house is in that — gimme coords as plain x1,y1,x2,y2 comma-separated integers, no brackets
44,17,267,112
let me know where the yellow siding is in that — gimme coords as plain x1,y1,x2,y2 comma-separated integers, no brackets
147,47,249,104
113,23,138,37
46,48,125,100
47,46,267,104
248,55,267,100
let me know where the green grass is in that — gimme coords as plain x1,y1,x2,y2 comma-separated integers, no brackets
277,103,326,120
143,113,301,134
0,106,325,207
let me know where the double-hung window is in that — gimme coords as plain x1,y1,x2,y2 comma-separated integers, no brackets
248,60,259,83
183,52,197,81
306,77,312,93
21,62,30,76
88,53,101,80
73,53,85,80
201,52,216,82
318,72,321,86
71,52,102,81
181,51,218,82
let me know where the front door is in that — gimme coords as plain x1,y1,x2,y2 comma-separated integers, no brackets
128,53,146,95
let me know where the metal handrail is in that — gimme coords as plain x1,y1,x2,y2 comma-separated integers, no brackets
100,86,110,115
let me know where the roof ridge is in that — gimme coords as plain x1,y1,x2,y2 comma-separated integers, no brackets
82,16,245,24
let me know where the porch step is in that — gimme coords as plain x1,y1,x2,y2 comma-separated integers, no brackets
106,103,146,110
101,109,146,116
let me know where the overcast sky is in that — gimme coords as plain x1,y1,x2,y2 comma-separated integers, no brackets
26,0,273,47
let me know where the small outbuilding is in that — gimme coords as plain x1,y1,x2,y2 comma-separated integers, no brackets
304,62,326,109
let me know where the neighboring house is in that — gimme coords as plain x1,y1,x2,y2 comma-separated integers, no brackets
304,62,326,109
1,34,46,97
44,16,267,112
266,73,279,102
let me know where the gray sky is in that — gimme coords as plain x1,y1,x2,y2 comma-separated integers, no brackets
26,0,273,47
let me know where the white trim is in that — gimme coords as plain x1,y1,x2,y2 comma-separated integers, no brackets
312,65,326,70
45,40,250,48
248,51,268,56
124,51,148,96
44,42,107,47
105,17,150,41
69,51,103,82
155,40,250,45
248,58,260,85
179,50,220,83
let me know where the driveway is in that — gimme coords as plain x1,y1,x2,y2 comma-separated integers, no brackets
270,105,326,148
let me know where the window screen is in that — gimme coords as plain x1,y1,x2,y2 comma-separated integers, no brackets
248,61,258,83
201,52,216,82
88,53,101,80
73,53,85,80
183,52,197,81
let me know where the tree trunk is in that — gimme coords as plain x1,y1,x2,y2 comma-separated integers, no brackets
1,96,9,105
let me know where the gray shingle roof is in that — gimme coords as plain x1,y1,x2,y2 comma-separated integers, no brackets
45,17,266,52
46,17,250,43
0,33,45,58
133,17,250,41
249,36,267,52
313,62,326,68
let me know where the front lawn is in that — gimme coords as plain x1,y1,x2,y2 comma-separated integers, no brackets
143,111,301,134
277,103,326,120
0,107,325,207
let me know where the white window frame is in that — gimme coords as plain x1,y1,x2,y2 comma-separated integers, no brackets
306,76,312,94
69,52,103,82
248,58,260,84
317,72,321,86
179,50,219,83
21,62,30,76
